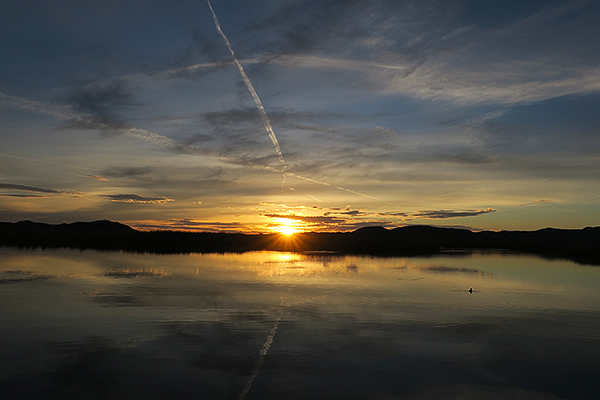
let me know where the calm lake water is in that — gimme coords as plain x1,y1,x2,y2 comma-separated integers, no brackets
1,248,600,400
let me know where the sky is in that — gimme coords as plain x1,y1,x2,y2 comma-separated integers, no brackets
1,0,600,233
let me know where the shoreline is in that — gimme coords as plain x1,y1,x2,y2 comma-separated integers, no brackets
1,220,599,265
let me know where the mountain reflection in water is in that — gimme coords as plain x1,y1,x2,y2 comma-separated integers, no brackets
1,249,599,399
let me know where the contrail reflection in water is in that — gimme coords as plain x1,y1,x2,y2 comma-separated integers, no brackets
238,295,284,400
238,293,331,399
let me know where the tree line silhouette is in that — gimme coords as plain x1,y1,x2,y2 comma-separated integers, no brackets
1,220,599,264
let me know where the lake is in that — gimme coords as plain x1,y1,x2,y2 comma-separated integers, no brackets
1,248,599,399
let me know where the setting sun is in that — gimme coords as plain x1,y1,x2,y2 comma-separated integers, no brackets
280,225,297,236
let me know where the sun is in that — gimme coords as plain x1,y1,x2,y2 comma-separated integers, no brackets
280,225,297,236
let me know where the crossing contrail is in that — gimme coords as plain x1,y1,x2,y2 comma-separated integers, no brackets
206,0,287,185
257,164,390,204
305,193,324,203
287,171,392,204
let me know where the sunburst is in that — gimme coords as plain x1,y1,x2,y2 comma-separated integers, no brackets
280,225,297,236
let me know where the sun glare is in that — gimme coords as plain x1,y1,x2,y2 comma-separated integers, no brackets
281,226,297,236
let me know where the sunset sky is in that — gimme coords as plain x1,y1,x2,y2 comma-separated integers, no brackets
1,0,600,233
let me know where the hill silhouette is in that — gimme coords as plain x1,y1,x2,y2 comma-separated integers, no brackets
0,221,598,265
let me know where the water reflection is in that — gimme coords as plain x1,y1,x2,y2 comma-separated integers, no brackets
1,249,599,399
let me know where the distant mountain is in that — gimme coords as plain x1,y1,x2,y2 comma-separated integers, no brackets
3,220,135,233
62,220,136,233
0,220,138,252
0,221,598,265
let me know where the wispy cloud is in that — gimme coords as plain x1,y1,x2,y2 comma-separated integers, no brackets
0,91,194,151
382,62,600,105
258,202,497,231
0,182,84,201
100,194,174,204
263,213,346,225
408,208,497,219
68,173,110,182
0,183,63,194
154,52,600,107
130,219,246,232
324,208,368,217
100,167,150,179
0,194,47,198
1,92,386,204
0,92,79,120
64,79,132,117
519,199,554,207
258,202,322,211
377,208,497,221
227,0,600,106
0,153,97,172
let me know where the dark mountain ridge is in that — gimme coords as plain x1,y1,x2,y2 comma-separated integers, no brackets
7,220,135,233
0,221,598,265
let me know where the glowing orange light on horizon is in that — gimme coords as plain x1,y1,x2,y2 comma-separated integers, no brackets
280,225,297,236
269,217,302,236
264,218,309,251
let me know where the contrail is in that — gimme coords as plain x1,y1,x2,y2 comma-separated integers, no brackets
203,4,390,201
206,0,287,185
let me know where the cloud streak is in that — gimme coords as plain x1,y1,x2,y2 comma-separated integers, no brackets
100,194,174,204
0,194,47,198
0,92,79,120
65,79,132,116
406,208,497,219
0,183,64,194
149,51,600,106
68,173,110,182
130,219,246,232
0,91,190,152
263,213,346,225
0,153,97,171
1,92,385,203
259,203,498,232
520,199,553,207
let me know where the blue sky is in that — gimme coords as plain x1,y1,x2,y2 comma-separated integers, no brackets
1,0,599,232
